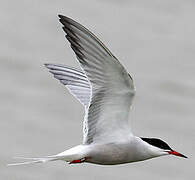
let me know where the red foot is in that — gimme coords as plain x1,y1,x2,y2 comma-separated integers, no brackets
69,157,89,164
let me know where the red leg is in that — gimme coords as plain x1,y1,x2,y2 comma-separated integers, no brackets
69,157,89,164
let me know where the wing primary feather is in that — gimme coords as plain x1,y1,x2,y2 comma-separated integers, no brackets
58,14,113,58
45,63,91,107
45,64,87,78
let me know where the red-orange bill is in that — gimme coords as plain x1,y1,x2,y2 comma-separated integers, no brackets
168,150,188,158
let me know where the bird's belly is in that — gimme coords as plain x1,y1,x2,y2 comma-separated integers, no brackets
86,143,140,165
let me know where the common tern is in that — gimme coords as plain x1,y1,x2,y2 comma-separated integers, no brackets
8,15,187,166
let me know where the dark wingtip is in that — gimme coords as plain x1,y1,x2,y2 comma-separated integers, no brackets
58,14,70,25
44,63,50,68
58,14,63,19
58,14,64,23
44,63,54,69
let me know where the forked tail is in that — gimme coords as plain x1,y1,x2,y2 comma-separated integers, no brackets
8,145,88,166
7,156,60,166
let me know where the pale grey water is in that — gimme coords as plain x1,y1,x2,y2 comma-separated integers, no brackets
1,0,194,179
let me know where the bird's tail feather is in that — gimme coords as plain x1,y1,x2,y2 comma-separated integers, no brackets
7,156,60,166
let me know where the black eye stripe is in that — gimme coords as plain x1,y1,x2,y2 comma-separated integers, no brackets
141,137,173,150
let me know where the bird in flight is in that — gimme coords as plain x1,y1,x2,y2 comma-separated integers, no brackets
9,15,187,166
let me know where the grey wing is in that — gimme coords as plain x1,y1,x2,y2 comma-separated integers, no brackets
58,15,135,144
45,64,91,107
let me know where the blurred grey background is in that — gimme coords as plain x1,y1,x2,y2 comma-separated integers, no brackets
1,0,194,179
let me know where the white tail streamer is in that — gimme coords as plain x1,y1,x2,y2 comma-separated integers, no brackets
7,156,59,166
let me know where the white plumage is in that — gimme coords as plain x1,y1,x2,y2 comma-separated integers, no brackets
8,15,186,166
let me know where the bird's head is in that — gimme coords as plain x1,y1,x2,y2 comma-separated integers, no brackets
141,137,187,158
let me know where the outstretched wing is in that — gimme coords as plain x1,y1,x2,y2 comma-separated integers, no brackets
58,15,135,144
45,64,91,107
